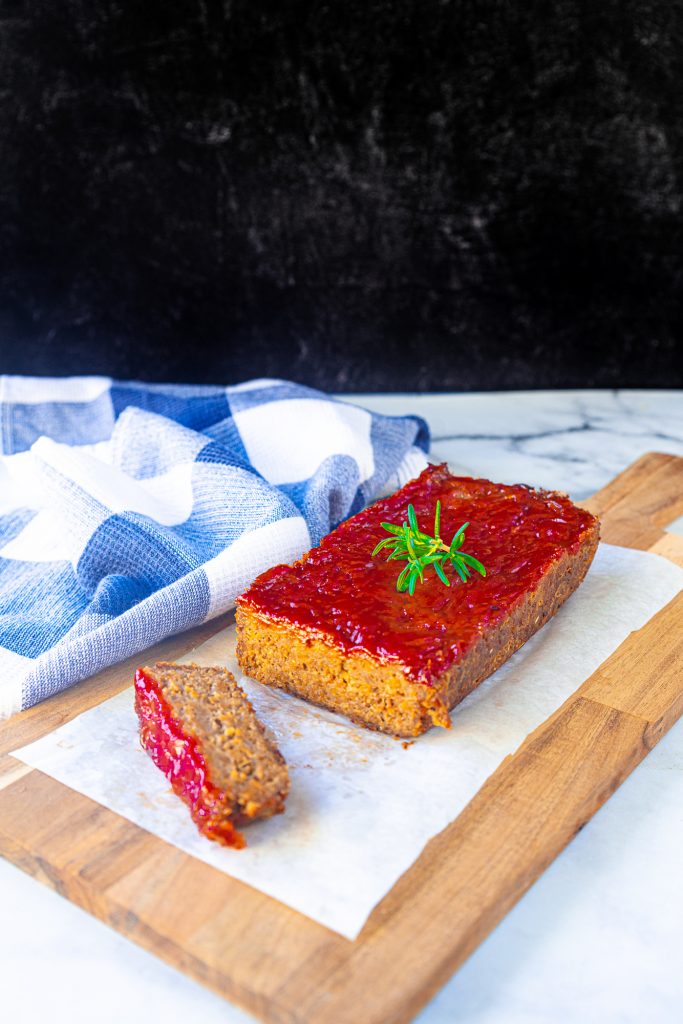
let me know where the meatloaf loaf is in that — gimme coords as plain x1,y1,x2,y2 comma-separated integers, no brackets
134,662,289,848
235,464,600,738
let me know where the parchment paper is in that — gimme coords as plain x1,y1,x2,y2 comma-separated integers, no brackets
12,543,683,939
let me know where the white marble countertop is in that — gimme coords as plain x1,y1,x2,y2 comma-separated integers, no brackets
3,389,683,1024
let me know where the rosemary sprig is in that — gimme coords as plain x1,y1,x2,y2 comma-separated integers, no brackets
372,500,487,595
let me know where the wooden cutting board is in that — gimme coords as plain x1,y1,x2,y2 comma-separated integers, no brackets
1,452,682,1024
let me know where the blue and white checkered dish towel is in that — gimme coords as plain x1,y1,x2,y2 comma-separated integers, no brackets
0,376,429,717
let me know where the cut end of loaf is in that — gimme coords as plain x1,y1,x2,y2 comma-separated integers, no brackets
235,611,453,736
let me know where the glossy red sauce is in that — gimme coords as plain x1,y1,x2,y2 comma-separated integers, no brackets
238,464,598,686
134,668,245,848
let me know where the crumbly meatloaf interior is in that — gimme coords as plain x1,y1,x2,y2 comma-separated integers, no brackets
235,523,599,737
148,662,289,821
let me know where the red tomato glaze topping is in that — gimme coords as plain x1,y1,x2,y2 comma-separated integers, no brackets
238,464,598,686
134,668,244,848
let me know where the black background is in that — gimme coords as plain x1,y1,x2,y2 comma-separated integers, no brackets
1,1,682,390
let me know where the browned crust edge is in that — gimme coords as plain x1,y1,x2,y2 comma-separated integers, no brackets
439,520,600,717
235,521,600,738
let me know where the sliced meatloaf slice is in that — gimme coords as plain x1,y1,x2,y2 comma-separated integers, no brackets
134,661,289,848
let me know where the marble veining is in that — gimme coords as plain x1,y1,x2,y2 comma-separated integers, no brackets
351,389,683,503
3,389,683,1024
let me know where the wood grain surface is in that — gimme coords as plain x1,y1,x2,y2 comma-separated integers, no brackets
1,452,682,1024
